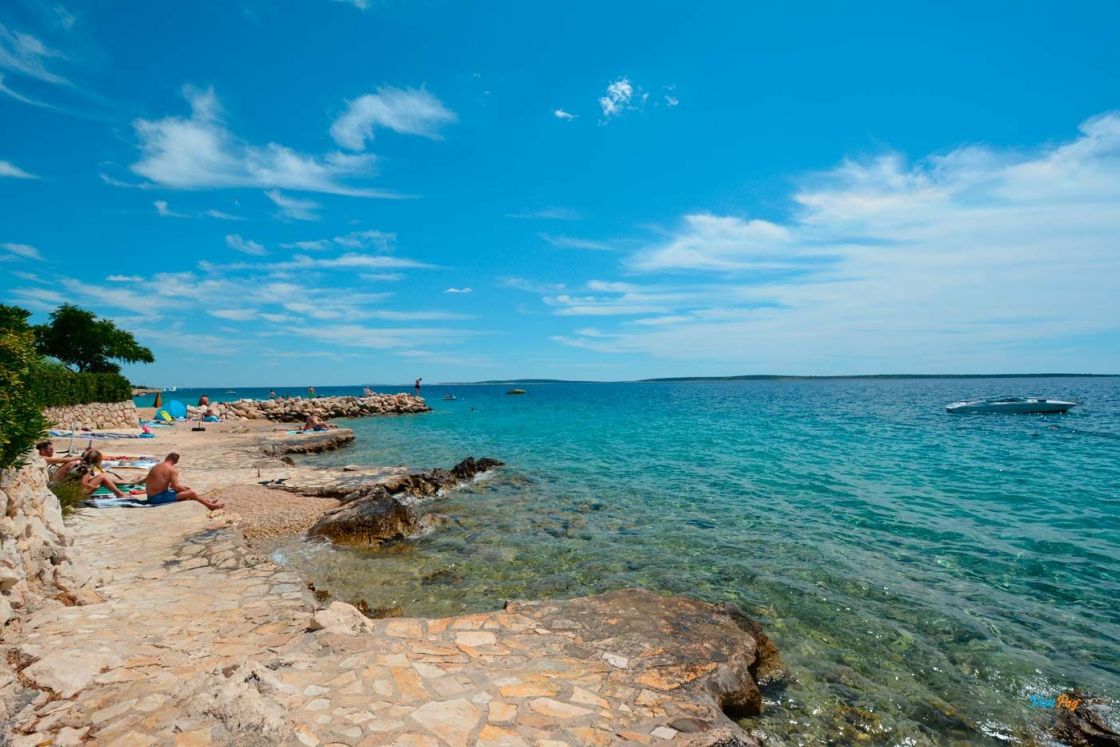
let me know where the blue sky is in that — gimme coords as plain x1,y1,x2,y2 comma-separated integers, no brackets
2,0,1118,385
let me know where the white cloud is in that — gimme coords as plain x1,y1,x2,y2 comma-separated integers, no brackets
2,242,43,260
0,72,54,109
209,308,258,321
282,229,394,252
444,287,472,294
551,112,1120,371
266,189,320,221
0,23,67,85
599,77,634,119
333,0,370,8
665,95,679,107
131,85,393,197
553,109,576,121
506,207,581,221
361,272,403,281
330,86,456,151
225,234,266,256
629,214,794,271
333,229,394,250
203,209,244,220
106,274,143,282
0,159,36,178
539,233,616,251
153,199,189,218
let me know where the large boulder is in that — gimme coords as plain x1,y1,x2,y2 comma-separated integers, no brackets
305,457,503,545
307,492,418,545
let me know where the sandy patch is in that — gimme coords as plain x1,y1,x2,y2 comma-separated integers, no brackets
208,484,339,544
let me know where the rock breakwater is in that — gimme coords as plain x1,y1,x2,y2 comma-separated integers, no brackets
223,393,429,422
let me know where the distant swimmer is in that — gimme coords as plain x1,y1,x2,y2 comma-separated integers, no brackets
415,377,422,393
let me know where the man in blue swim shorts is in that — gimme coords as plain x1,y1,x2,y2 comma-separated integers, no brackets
145,453,224,510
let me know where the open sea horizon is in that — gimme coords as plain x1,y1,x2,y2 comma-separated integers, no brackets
142,377,1120,744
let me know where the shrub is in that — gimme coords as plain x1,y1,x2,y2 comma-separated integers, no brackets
30,364,133,407
49,480,87,516
0,329,48,470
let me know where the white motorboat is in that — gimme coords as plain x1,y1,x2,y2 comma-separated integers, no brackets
945,396,1079,414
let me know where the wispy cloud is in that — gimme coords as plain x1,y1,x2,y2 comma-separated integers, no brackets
106,274,143,282
281,229,395,252
539,233,616,251
266,189,320,221
225,233,266,256
131,85,396,197
444,287,472,294
2,242,43,260
203,209,244,221
553,109,576,121
547,112,1120,370
0,72,54,109
330,86,456,151
153,199,188,218
506,207,580,221
0,23,67,85
0,159,37,179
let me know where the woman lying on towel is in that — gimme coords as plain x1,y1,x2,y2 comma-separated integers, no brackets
70,450,128,498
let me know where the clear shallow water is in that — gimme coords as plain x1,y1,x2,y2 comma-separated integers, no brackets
268,378,1118,745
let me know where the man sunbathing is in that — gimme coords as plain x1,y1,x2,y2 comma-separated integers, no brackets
145,453,224,510
303,413,331,431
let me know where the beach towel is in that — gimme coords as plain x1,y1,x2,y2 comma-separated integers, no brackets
83,497,165,509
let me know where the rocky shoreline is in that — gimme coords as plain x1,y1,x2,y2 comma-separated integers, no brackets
223,393,430,421
0,403,795,745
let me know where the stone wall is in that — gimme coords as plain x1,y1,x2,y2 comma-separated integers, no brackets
0,455,98,628
43,400,139,431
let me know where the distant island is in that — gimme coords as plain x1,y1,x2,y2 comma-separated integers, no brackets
449,373,1115,385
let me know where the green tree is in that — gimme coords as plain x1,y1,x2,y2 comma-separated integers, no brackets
35,304,155,374
0,325,47,469
0,304,32,333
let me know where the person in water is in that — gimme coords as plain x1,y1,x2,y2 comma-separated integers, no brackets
145,453,223,510
414,377,422,393
72,450,127,498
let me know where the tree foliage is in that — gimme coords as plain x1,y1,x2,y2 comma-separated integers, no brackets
35,304,155,373
0,326,47,470
0,304,32,333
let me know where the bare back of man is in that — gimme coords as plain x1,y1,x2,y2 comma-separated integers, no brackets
145,454,223,510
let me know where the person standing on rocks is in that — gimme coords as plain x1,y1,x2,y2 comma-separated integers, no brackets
145,453,224,510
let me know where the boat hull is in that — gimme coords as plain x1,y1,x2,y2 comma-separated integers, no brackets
946,400,1077,414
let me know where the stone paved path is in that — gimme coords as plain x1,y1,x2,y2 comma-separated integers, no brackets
4,503,771,746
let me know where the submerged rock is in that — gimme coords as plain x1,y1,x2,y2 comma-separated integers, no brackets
1053,691,1120,746
305,457,503,545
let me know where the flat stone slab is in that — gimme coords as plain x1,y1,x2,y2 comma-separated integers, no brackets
261,428,356,456
1,499,778,746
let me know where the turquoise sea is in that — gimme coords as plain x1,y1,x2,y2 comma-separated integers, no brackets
149,378,1120,744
